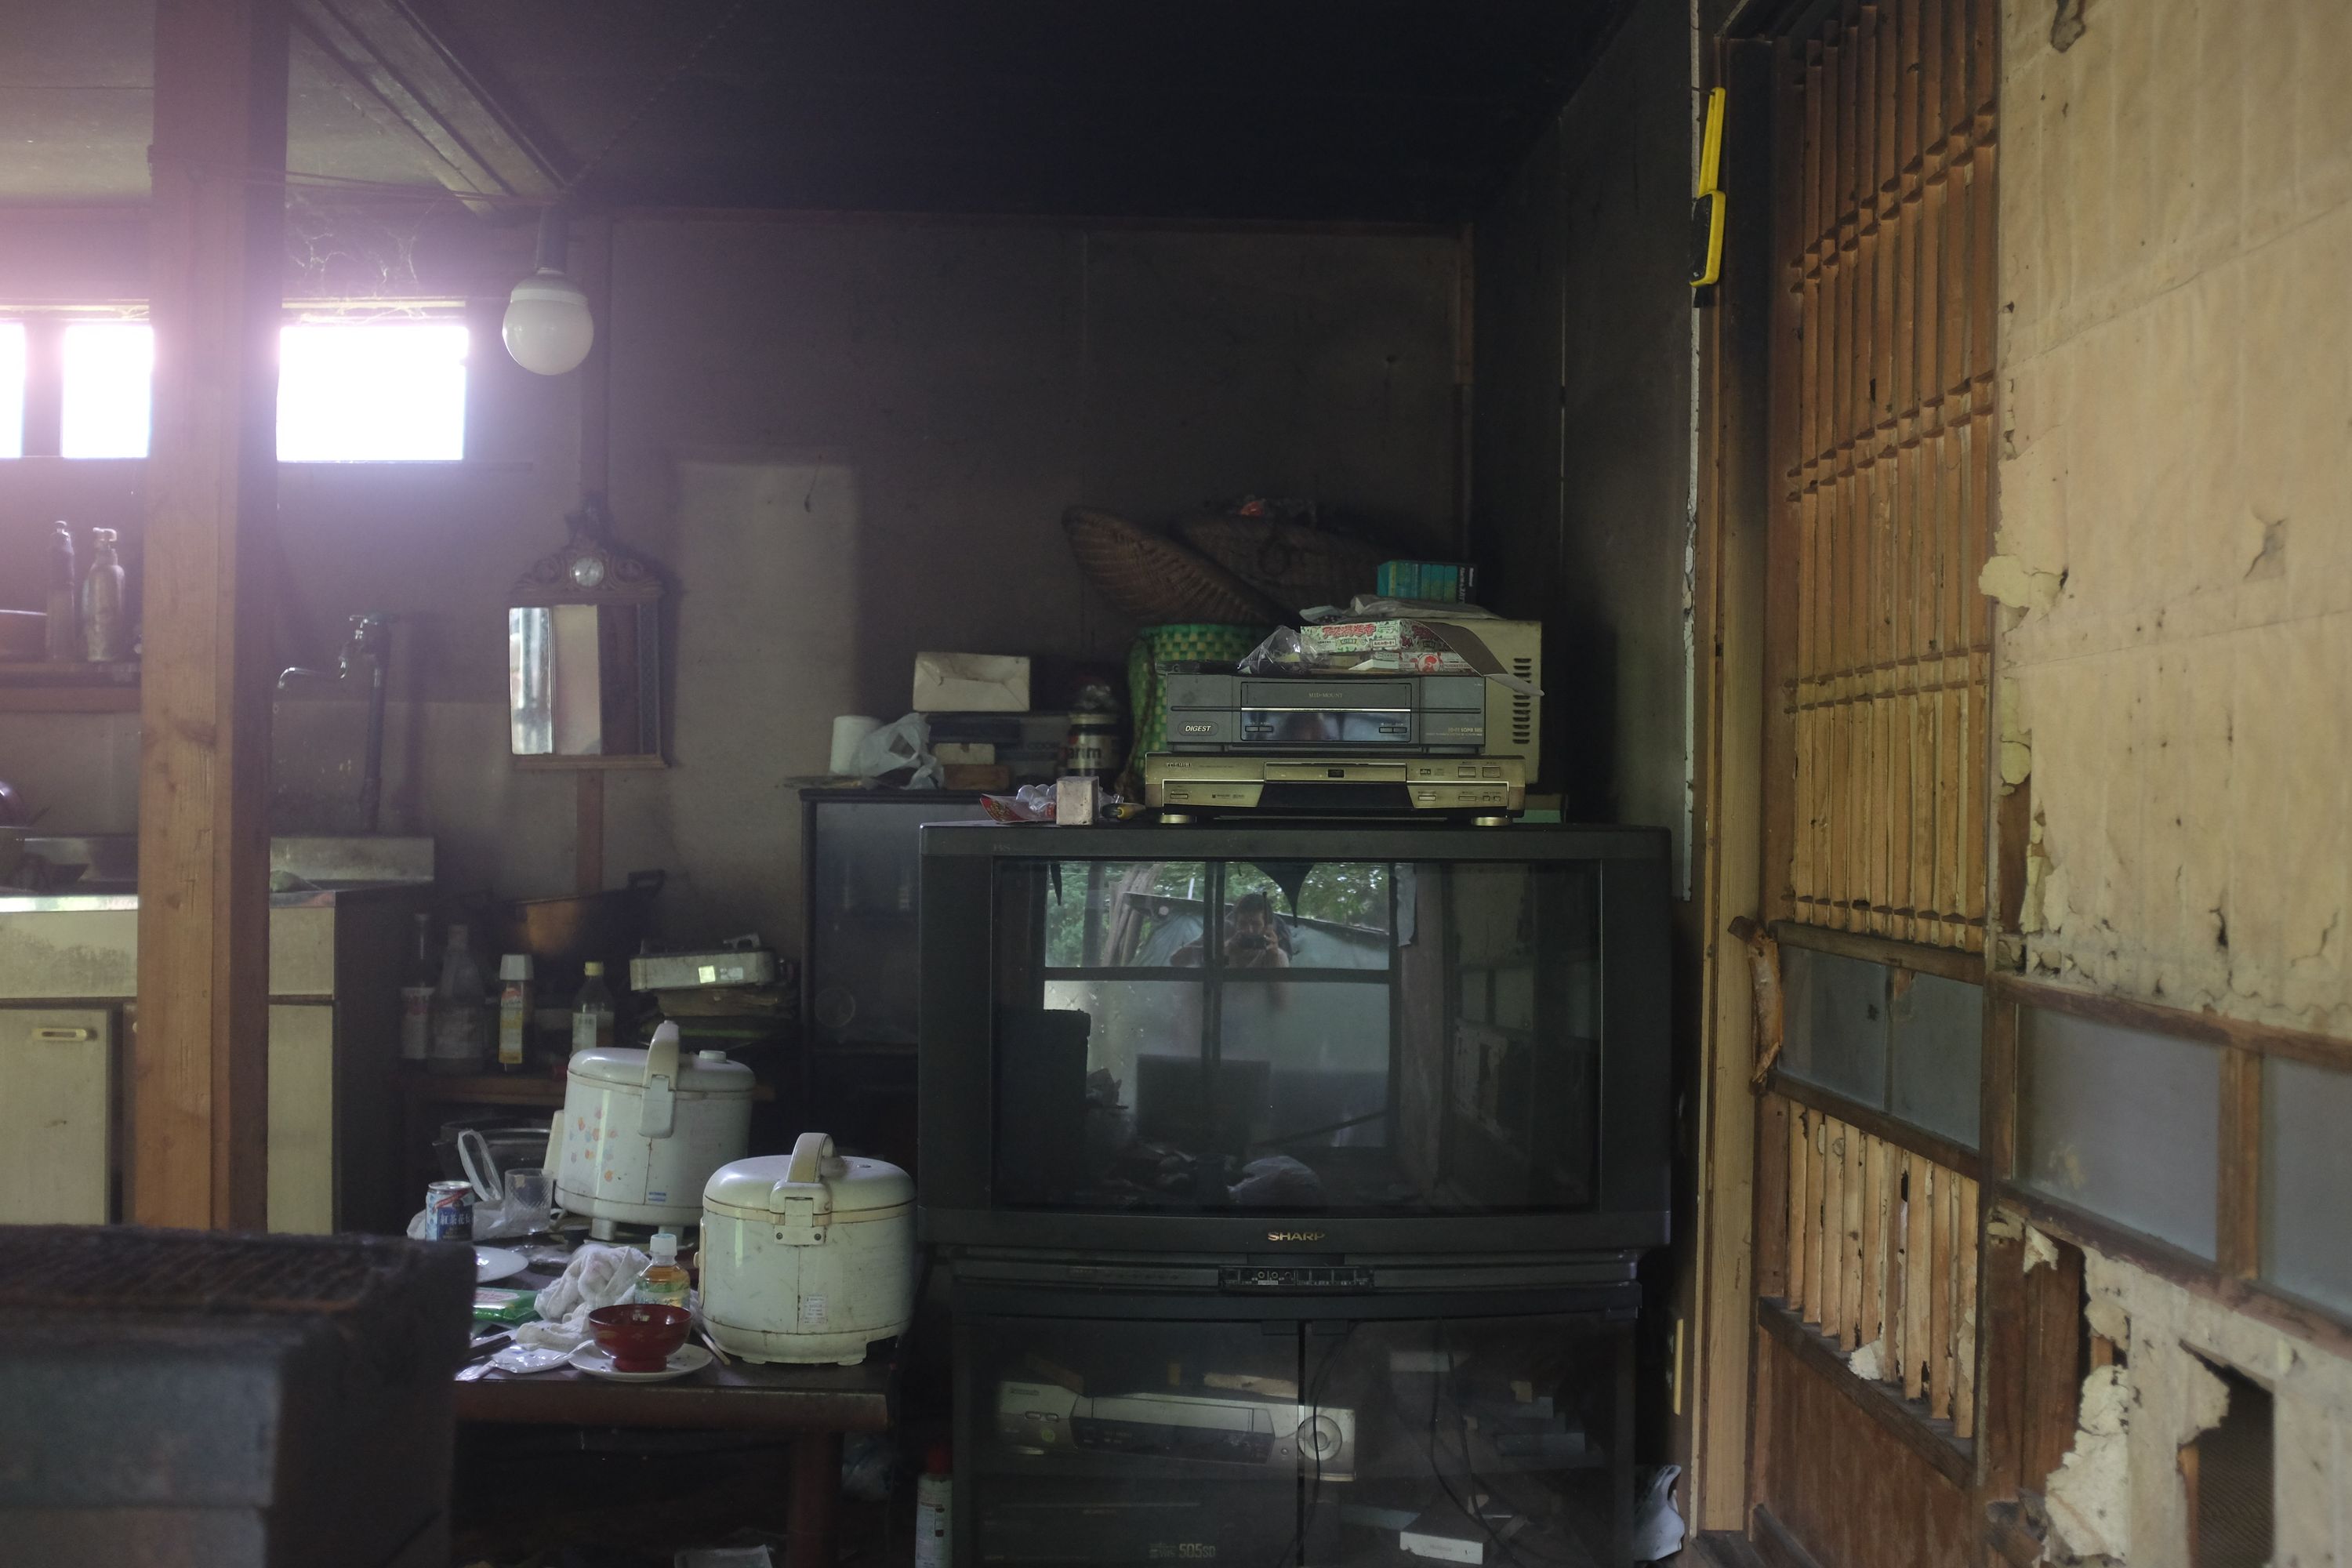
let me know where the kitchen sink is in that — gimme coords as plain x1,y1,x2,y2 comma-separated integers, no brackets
5,834,434,893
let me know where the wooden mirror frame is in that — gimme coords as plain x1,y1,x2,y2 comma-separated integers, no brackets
508,496,666,770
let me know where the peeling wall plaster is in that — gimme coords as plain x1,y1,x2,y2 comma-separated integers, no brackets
2042,1241,2352,1568
1994,0,2352,1035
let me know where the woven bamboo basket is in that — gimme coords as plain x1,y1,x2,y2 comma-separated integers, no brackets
1062,507,1287,626
1175,515,1392,615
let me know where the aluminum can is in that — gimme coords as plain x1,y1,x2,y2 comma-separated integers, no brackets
424,1179,475,1242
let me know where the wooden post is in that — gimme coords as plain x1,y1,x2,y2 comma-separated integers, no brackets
133,0,288,1230
572,213,614,895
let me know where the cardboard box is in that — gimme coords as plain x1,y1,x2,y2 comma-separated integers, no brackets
913,652,1030,713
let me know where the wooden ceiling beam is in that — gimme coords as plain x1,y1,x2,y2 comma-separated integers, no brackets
292,0,564,207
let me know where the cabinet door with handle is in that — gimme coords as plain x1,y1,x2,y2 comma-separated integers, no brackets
0,1007,114,1223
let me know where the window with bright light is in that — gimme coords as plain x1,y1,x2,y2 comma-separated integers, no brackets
31,318,470,462
277,321,467,461
60,322,153,459
0,325,23,459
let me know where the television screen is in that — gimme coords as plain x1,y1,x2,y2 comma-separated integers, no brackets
920,822,1669,1256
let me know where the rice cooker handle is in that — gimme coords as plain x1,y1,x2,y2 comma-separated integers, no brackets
784,1131,833,1185
769,1131,837,1243
639,1021,681,1139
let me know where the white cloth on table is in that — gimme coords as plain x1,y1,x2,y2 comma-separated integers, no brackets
514,1243,649,1350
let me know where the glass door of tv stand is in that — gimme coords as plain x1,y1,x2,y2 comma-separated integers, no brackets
956,1297,1635,1567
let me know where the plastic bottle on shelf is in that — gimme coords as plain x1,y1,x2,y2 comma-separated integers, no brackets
495,954,534,1072
913,1445,953,1568
399,912,436,1065
571,962,616,1055
428,923,488,1073
80,528,127,662
44,522,78,660
630,1231,690,1309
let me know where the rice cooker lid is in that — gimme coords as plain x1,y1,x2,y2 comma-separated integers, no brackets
568,1044,756,1094
704,1150,913,1219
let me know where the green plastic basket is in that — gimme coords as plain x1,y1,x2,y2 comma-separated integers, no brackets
1122,622,1271,788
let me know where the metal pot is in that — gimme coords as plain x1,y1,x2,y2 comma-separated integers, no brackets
489,869,665,969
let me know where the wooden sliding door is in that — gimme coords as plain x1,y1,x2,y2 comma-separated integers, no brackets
1744,0,2001,1563
1760,0,1999,954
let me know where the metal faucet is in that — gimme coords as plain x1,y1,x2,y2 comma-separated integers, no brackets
277,614,390,833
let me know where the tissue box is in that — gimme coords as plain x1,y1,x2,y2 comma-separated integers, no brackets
913,652,1030,713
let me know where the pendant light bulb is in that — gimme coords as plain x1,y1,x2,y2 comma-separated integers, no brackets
503,207,594,376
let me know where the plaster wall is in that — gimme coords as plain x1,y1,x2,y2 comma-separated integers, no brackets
2038,1232,2352,1568
1991,2,2352,1556
0,219,1463,947
1993,0,2352,1035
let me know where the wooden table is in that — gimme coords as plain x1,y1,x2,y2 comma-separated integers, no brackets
452,1327,895,1565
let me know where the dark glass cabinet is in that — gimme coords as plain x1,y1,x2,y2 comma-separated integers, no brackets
955,1284,1638,1567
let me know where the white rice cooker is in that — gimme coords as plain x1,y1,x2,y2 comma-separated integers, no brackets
551,1022,755,1236
699,1132,914,1366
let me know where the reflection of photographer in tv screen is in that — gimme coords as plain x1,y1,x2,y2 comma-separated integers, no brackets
1222,892,1290,970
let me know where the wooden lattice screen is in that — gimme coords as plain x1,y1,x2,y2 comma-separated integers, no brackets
1767,1094,1980,1435
1769,0,1998,952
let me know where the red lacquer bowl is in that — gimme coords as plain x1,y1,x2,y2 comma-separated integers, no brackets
587,1303,692,1373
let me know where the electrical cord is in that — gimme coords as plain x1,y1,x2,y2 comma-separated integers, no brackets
1421,1319,1593,1568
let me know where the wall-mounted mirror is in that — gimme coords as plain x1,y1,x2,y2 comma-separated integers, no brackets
509,501,665,768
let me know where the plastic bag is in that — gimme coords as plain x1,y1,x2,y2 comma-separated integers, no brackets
1631,1464,1686,1561
1301,595,1501,622
841,1433,898,1501
980,783,1062,822
848,713,944,789
1236,622,1540,699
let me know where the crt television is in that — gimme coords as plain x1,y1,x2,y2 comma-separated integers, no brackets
918,822,1671,1258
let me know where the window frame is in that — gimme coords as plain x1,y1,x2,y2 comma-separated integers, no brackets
0,303,477,463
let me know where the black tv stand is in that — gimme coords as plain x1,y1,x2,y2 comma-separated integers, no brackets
947,1252,1640,1568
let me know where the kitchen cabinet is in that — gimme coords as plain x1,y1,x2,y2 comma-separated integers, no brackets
0,884,426,1233
268,1004,336,1236
0,1007,114,1224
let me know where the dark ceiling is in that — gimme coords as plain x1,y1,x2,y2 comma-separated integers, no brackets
1,0,1632,225
422,0,1629,222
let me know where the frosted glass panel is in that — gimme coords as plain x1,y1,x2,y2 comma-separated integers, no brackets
1780,946,1889,1108
276,321,466,461
2263,1057,2352,1316
0,323,23,459
1889,973,1983,1147
2019,1009,2218,1258
60,322,152,458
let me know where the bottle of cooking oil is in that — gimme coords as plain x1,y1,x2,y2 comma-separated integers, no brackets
631,1231,691,1309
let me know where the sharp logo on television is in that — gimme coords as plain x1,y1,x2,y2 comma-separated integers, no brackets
1265,1231,1326,1243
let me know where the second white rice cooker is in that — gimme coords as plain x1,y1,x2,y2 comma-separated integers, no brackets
700,1133,914,1365
552,1022,754,1235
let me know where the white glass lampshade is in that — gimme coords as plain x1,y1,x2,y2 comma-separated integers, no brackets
502,268,595,376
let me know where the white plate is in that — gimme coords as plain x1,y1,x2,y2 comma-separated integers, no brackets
490,1343,573,1375
474,1246,529,1283
568,1340,713,1383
